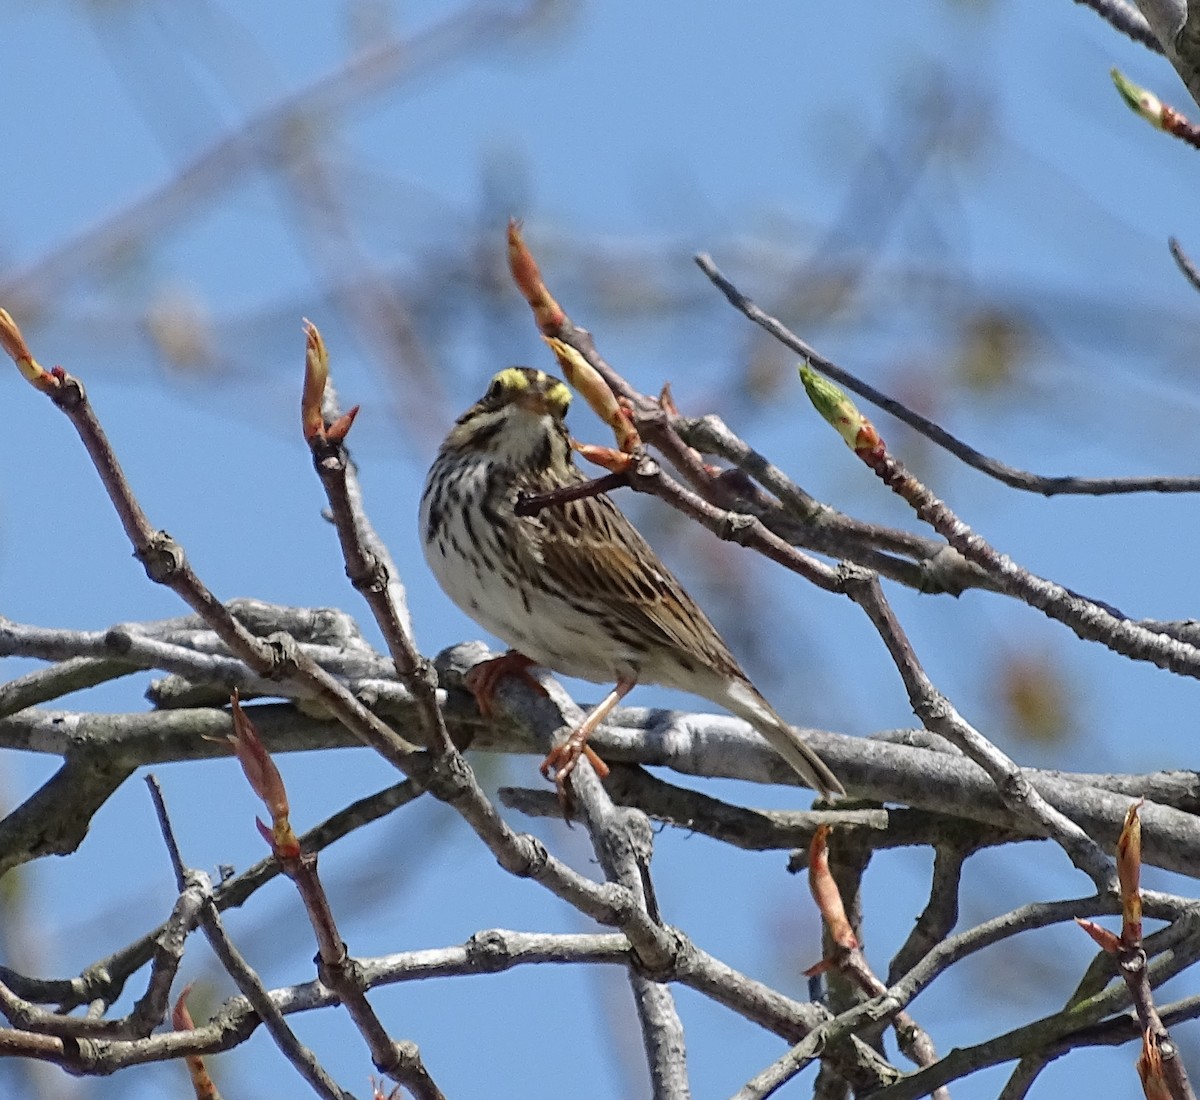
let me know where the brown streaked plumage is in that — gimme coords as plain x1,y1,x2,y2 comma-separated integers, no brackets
420,366,843,797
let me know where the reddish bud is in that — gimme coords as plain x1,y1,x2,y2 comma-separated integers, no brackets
0,308,57,392
228,692,290,826
0,308,31,364
1161,105,1191,139
1136,1031,1173,1100
507,219,566,333
808,825,858,950
301,319,329,443
659,381,680,418
1075,917,1121,954
255,816,276,848
173,984,221,1099
325,404,360,444
1117,800,1144,947
172,983,197,1031
255,815,301,860
572,441,633,474
853,422,886,463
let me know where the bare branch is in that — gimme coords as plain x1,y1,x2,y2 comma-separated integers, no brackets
695,253,1200,496
1074,0,1162,49
843,570,1115,888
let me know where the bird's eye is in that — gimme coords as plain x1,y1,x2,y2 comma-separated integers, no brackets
486,378,504,399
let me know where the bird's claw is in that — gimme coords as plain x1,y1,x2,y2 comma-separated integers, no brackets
540,739,610,819
464,651,547,718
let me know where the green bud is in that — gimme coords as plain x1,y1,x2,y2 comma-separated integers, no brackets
1111,68,1165,130
799,362,862,449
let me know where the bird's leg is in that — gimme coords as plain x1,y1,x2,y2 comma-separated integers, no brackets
540,676,633,798
464,650,548,718
467,653,609,795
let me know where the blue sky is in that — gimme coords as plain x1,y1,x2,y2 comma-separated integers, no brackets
2,2,1198,1097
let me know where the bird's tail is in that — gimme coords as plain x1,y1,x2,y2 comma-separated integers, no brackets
719,678,844,798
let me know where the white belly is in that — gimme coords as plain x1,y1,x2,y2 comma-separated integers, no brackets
420,456,625,683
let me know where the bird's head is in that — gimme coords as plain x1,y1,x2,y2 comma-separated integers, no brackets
442,367,574,470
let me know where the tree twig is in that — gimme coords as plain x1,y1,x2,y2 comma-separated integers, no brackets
695,253,1200,496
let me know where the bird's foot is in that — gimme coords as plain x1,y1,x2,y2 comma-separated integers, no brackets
540,738,610,786
539,677,631,810
541,738,610,817
464,650,547,718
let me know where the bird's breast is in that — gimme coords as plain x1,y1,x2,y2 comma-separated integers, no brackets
420,455,628,682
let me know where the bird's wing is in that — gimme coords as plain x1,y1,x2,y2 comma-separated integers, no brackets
530,488,743,676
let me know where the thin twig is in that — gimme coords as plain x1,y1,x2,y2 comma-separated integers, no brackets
145,776,356,1100
227,699,448,1100
869,916,1200,1099
843,420,1200,681
1073,0,1162,51
888,844,971,984
676,412,992,596
844,569,1114,887
805,828,948,1096
695,253,1200,496
304,324,452,758
1169,236,1200,294
0,656,139,718
515,470,631,514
